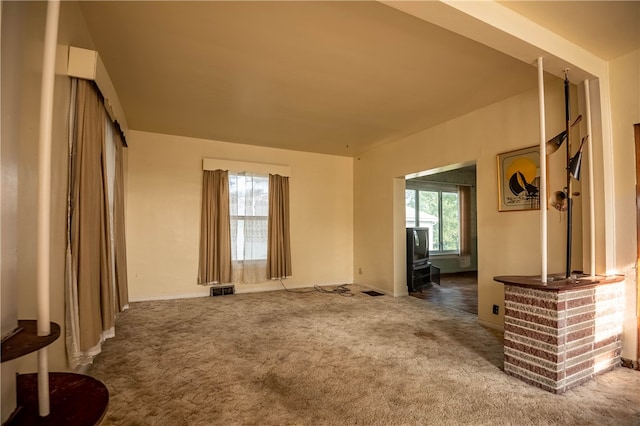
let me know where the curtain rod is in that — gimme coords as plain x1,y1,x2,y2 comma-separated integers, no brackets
87,79,128,147
114,120,128,148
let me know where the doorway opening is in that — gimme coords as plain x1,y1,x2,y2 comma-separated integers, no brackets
404,163,478,315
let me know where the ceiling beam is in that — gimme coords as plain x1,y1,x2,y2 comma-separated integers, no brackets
378,0,607,83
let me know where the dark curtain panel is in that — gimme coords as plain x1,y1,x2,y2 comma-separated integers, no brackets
198,169,232,284
69,79,114,351
112,127,129,310
459,185,472,256
267,174,292,279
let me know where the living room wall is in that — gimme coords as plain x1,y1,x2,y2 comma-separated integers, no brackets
354,76,580,329
126,131,354,300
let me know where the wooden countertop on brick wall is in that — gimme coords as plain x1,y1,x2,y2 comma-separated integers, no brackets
494,274,624,291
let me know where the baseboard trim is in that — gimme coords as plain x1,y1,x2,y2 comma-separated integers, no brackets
621,357,639,370
129,292,209,302
477,318,504,332
129,282,356,301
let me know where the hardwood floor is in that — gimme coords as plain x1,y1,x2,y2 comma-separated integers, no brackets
409,271,478,314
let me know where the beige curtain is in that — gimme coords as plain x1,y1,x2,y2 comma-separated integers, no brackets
112,127,129,310
65,79,116,367
267,174,292,279
198,170,232,284
459,185,471,256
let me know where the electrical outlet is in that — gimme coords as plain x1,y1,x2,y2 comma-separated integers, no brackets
492,304,499,315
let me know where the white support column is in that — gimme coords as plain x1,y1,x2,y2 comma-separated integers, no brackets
538,57,547,283
597,72,617,274
36,0,60,417
584,80,596,277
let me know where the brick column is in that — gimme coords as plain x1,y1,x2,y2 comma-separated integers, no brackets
503,283,624,393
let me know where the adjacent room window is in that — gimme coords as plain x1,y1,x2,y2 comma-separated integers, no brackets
405,185,460,254
229,172,269,262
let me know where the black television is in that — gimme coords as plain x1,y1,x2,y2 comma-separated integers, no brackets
407,227,429,266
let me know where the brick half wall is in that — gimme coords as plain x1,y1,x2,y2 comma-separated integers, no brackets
503,283,624,393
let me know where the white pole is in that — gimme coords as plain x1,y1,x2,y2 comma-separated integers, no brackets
37,0,60,417
584,79,596,277
537,58,547,283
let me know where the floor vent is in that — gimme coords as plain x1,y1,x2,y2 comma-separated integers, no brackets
210,285,235,297
362,290,384,297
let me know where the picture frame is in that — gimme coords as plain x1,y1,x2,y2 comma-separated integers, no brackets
497,145,542,212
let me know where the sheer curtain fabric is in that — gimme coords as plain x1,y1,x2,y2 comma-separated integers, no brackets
229,172,268,284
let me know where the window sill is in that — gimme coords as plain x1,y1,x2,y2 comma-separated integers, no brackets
430,253,462,260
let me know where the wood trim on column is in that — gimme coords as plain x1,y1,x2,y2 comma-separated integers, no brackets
635,123,640,370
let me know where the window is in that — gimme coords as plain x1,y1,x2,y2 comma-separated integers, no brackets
229,172,269,261
405,186,460,254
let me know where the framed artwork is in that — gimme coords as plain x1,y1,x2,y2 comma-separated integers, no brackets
497,145,541,211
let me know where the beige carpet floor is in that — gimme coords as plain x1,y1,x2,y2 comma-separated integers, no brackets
87,285,640,425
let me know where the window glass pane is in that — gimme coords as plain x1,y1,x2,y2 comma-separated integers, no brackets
419,190,439,251
237,174,247,216
251,175,269,217
405,190,416,227
229,172,269,261
229,174,239,216
441,191,460,252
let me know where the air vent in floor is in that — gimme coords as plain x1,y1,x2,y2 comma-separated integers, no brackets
362,290,384,297
210,285,234,296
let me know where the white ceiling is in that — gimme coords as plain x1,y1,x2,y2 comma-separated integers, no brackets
78,1,639,157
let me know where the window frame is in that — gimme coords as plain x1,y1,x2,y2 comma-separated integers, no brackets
405,182,460,255
228,172,269,262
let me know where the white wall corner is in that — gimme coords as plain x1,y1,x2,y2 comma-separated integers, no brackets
393,177,407,296
597,67,617,275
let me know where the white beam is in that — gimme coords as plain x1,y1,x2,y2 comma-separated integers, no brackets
379,0,606,82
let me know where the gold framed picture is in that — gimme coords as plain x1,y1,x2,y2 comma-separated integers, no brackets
497,145,541,212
